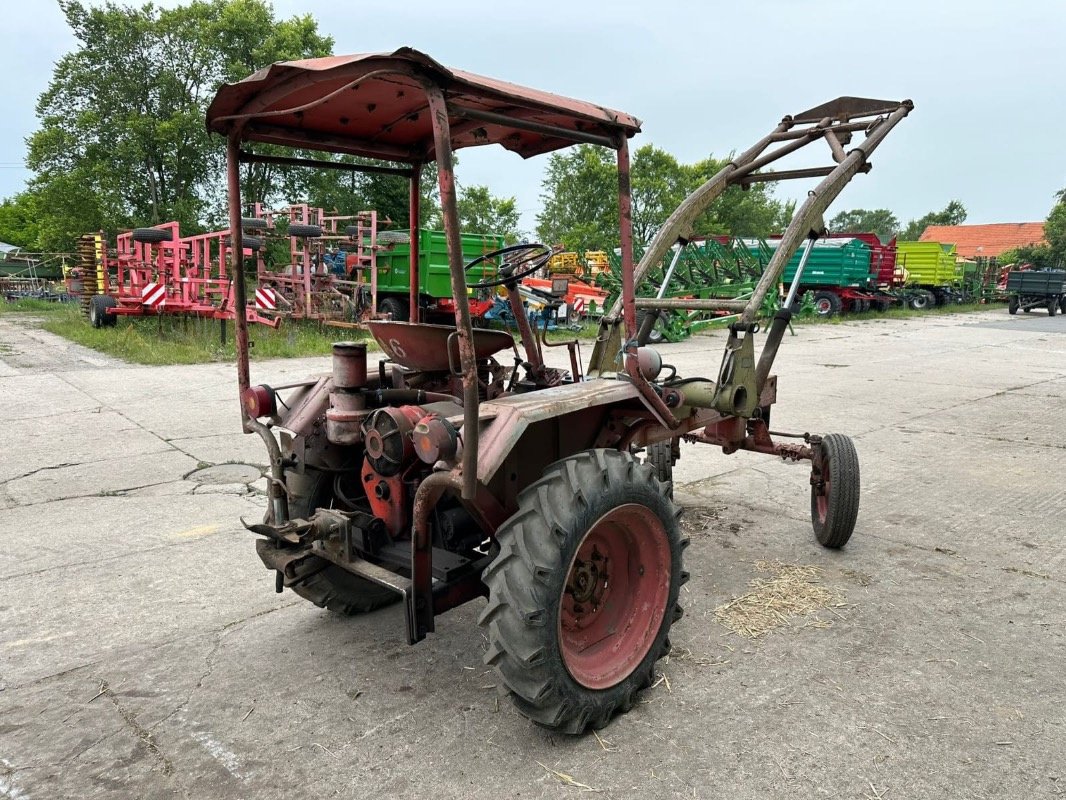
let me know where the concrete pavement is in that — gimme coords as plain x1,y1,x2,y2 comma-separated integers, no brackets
1,309,1064,799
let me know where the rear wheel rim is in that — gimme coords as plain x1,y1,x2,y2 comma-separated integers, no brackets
815,298,832,314
558,504,671,690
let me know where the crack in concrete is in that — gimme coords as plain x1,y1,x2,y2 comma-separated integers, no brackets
94,679,175,776
0,462,83,486
0,479,194,513
57,374,201,464
4,661,98,693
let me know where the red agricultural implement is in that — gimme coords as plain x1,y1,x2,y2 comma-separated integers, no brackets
207,49,912,733
242,202,388,322
80,223,277,329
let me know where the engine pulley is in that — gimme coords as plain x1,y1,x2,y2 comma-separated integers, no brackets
361,405,425,476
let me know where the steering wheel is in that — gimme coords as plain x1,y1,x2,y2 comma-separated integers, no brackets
465,243,552,289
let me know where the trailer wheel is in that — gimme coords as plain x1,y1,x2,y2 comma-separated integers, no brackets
873,299,893,312
908,292,930,310
1008,296,1019,315
636,311,665,344
379,296,409,322
480,449,686,734
812,291,841,317
288,224,322,238
89,294,118,328
131,227,173,244
1048,300,1058,317
810,433,860,549
1059,296,1066,315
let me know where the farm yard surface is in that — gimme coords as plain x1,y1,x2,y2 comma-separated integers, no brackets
1,309,1064,799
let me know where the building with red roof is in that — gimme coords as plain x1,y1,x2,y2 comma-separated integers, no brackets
919,222,1045,260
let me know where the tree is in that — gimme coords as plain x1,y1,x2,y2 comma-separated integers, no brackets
456,184,521,242
1043,198,1066,263
1005,197,1065,268
828,208,900,242
536,144,790,252
998,243,1057,269
536,145,619,252
0,193,42,250
23,0,333,251
900,200,967,241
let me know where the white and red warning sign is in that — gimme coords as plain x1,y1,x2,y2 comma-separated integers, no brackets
140,283,166,308
572,297,586,315
255,286,277,311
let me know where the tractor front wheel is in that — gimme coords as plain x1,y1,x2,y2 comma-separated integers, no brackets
810,433,860,548
480,449,686,733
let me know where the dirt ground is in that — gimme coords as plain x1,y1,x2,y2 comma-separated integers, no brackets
1,308,1064,799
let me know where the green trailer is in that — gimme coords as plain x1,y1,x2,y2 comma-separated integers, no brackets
896,241,963,308
752,238,873,286
1006,269,1066,316
747,238,886,315
373,229,504,319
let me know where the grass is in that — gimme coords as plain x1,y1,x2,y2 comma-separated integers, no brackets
0,295,1004,366
0,297,68,314
1,299,370,365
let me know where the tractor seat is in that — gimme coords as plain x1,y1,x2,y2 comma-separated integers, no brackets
365,320,514,372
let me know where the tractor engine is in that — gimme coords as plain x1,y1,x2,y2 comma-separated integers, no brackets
320,341,473,552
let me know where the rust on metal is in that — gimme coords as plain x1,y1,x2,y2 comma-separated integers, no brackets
226,132,250,428
332,341,368,389
206,48,641,161
409,162,422,322
426,84,478,501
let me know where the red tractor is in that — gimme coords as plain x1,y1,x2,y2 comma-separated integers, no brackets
207,50,911,733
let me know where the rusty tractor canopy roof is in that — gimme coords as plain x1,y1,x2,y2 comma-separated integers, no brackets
206,47,642,162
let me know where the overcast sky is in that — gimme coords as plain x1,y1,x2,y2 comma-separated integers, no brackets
2,0,1064,235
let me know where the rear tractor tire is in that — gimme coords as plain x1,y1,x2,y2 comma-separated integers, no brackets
480,449,687,734
810,433,860,549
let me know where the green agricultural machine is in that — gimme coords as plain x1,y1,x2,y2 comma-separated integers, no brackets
369,229,504,321
599,237,760,342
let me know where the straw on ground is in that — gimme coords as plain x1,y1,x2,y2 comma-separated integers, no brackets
714,560,847,637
